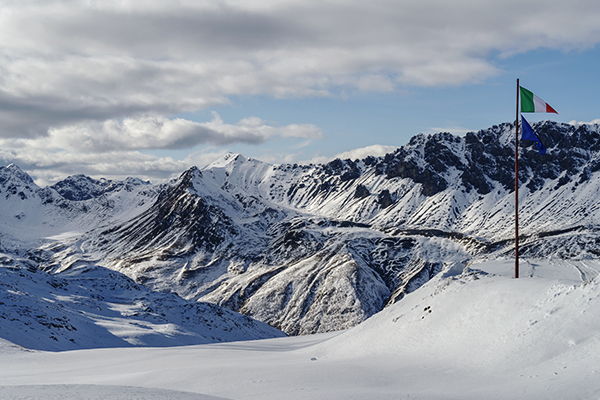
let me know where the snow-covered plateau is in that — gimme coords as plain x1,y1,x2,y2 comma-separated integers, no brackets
1,258,600,399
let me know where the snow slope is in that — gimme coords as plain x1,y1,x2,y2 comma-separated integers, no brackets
1,258,599,399
0,253,284,351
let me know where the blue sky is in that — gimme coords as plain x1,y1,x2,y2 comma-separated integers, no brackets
183,47,600,164
0,1,599,185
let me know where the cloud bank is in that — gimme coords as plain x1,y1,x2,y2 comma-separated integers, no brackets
2,0,599,137
0,0,599,181
0,113,321,184
44,113,322,152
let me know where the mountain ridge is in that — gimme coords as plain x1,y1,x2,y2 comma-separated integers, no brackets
2,119,600,338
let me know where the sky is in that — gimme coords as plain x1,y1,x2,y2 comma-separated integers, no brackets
0,0,599,186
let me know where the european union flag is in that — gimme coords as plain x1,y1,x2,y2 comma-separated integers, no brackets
521,114,546,155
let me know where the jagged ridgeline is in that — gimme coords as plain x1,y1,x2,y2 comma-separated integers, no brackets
2,120,600,336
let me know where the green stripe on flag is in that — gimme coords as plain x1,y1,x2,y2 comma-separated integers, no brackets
520,86,535,112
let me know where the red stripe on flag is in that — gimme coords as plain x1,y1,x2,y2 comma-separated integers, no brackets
546,103,558,114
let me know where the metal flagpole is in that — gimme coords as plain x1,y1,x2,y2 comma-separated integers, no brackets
515,78,520,279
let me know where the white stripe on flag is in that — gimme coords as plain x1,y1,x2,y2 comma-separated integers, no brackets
533,94,546,112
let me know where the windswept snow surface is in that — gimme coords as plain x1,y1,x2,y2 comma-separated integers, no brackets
2,258,600,399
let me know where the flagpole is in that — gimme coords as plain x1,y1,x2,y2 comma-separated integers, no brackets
515,78,520,279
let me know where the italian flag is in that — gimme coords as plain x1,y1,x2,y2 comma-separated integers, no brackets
520,86,558,114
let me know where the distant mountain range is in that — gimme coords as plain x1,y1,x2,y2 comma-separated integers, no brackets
2,120,600,345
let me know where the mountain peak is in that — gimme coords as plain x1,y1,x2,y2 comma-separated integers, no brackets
207,153,270,171
0,164,37,188
49,174,152,201
208,153,246,168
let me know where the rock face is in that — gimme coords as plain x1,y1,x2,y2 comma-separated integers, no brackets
2,121,600,337
49,175,150,201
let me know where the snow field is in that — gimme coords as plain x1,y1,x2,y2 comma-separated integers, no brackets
2,258,600,399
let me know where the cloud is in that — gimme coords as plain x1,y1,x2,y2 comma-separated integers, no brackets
0,113,321,184
1,0,599,182
569,119,600,126
1,0,599,139
0,143,237,187
333,145,399,161
41,113,322,152
0,112,321,153
0,146,188,186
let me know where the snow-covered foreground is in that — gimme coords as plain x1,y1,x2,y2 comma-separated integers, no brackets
2,258,600,400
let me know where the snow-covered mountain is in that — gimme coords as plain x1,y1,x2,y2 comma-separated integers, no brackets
0,253,284,351
2,120,600,340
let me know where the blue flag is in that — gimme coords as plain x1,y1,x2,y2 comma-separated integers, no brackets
521,115,546,155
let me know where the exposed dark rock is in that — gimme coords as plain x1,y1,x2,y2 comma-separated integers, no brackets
354,184,370,199
101,167,236,257
377,189,393,208
50,174,150,201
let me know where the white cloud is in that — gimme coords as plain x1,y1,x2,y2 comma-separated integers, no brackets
1,0,599,138
0,0,599,181
334,145,399,160
0,114,321,184
569,119,600,126
0,145,239,187
0,113,321,152
0,147,188,186
41,113,322,152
